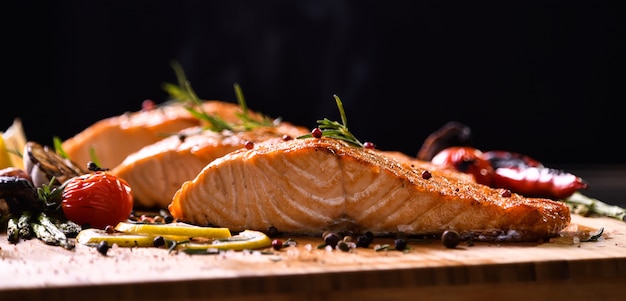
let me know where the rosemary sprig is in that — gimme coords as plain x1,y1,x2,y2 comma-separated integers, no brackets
163,61,233,132
163,61,275,133
563,192,626,222
297,95,364,147
232,83,276,130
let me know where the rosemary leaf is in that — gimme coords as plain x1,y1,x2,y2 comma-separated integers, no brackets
165,61,274,133
563,192,626,222
297,95,364,147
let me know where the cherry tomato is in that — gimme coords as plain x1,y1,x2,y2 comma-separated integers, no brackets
61,172,134,229
430,146,494,185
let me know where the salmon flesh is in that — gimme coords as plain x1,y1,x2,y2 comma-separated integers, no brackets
112,122,309,209
169,138,571,242
62,101,250,170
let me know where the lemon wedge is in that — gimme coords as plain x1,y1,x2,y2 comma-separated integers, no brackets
0,135,12,169
76,228,160,247
1,118,27,169
178,230,272,251
114,222,232,239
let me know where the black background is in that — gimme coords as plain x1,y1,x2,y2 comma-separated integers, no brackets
5,0,625,165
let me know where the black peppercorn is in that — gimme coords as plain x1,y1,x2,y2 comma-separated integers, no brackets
96,241,109,255
323,232,341,248
394,238,407,251
355,235,371,248
153,236,166,247
442,230,460,249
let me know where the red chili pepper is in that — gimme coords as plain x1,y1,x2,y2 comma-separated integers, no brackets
481,150,587,199
481,150,543,169
430,146,494,185
430,147,588,199
490,166,587,199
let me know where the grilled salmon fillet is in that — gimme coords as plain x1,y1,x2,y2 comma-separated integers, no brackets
62,100,251,169
111,122,309,209
169,137,570,242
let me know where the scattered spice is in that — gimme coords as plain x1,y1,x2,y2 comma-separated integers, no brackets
96,241,109,256
271,239,283,250
441,230,460,249
363,141,376,149
311,127,323,138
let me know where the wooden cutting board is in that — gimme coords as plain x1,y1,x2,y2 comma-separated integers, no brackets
1,214,625,301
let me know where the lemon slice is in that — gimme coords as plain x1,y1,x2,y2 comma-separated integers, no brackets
0,135,12,169
114,222,232,239
179,230,272,251
76,228,159,247
1,118,27,169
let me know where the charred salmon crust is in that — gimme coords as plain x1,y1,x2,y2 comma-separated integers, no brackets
169,138,570,242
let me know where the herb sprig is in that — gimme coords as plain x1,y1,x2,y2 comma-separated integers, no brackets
232,83,276,130
297,95,365,147
564,192,626,222
162,61,275,133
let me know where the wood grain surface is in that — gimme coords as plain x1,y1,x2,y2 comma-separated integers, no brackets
1,214,625,301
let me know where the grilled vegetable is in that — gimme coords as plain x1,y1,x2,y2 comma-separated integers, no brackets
482,150,587,199
430,146,494,186
0,176,42,215
61,172,134,229
7,216,19,243
17,211,33,239
23,141,86,188
36,212,75,250
429,146,588,200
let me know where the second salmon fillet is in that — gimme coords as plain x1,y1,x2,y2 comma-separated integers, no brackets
169,138,570,242
112,122,309,209
62,100,250,170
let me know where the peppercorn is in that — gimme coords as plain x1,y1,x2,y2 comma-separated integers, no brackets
153,236,165,247
363,141,376,149
104,225,116,234
442,230,460,249
355,235,371,248
271,239,283,251
394,238,407,251
323,232,341,248
142,99,156,111
266,226,281,238
96,241,109,256
337,241,351,252
311,127,323,138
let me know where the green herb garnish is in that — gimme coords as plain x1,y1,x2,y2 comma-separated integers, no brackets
297,95,364,147
162,61,233,132
564,192,626,222
52,136,68,159
233,83,276,129
162,61,275,133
